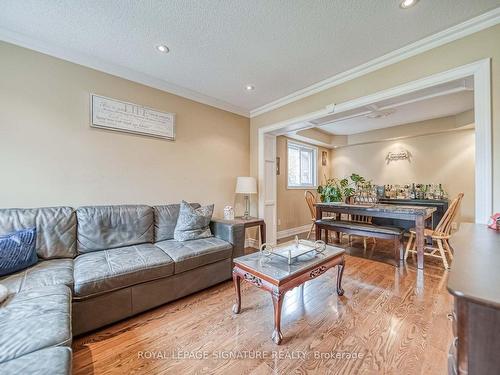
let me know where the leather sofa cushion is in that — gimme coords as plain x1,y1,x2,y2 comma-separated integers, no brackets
155,237,232,274
0,258,74,294
0,207,76,259
76,205,154,253
0,347,72,375
0,285,72,364
153,203,200,242
73,243,174,298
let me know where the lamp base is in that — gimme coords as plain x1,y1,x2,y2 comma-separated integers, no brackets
243,195,250,219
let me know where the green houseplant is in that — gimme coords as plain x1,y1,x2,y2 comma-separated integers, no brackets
317,173,368,202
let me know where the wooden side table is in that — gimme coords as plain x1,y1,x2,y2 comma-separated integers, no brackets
215,217,266,247
238,217,266,246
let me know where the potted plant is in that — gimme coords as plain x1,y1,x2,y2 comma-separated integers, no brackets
317,173,368,203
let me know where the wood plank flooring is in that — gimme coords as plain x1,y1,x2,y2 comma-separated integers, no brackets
72,237,453,375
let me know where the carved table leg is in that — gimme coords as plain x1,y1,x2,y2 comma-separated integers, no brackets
271,289,284,345
336,258,345,296
232,270,241,314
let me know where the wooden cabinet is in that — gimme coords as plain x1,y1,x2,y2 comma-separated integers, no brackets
448,224,500,374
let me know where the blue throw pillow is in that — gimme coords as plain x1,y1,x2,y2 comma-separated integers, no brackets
0,228,38,277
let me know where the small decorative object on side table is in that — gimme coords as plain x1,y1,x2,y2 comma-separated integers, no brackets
235,177,257,220
232,239,345,344
223,205,235,220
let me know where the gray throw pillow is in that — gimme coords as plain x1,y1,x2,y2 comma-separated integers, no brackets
174,201,214,241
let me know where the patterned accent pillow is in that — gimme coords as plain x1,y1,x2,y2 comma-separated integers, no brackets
0,227,38,277
174,201,214,241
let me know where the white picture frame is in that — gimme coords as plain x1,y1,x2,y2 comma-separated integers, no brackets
90,94,175,140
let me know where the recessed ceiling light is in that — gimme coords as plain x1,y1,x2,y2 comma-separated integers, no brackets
245,84,255,91
156,45,169,53
400,0,418,9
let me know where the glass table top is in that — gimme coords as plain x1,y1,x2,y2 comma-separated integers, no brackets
234,240,345,282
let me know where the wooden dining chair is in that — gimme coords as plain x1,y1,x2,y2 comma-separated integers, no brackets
305,191,317,240
405,193,464,269
345,195,377,249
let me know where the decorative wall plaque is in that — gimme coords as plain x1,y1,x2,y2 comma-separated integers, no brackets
386,149,411,163
91,94,175,140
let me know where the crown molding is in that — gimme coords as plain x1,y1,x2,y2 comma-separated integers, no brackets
2,6,498,120
250,7,500,118
0,27,250,117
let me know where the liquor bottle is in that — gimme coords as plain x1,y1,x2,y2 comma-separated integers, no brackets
425,184,432,200
410,183,416,199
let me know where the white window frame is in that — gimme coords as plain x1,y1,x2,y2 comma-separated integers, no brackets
286,140,318,189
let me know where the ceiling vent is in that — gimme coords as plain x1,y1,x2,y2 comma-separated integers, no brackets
365,108,396,119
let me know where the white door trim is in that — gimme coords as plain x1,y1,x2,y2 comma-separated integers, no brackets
259,133,277,245
258,58,492,229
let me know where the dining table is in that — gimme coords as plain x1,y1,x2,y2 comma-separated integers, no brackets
314,202,436,269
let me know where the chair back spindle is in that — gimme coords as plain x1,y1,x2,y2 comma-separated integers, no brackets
305,191,316,221
434,193,464,236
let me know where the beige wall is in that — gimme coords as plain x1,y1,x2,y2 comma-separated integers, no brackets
250,24,500,217
331,129,475,222
276,136,329,232
0,42,250,216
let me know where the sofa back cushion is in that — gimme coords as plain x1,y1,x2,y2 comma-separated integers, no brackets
153,203,200,242
0,207,77,259
77,205,154,253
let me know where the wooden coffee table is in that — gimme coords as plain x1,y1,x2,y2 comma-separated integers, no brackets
232,241,345,344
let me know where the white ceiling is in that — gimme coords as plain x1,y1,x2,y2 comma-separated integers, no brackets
318,89,474,135
0,1,498,116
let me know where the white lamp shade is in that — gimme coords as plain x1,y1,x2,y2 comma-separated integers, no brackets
235,177,257,194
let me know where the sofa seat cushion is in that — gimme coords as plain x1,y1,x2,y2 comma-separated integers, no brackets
0,347,72,375
0,285,72,363
155,237,232,274
73,243,174,298
0,259,74,294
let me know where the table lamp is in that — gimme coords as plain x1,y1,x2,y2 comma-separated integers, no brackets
235,177,257,220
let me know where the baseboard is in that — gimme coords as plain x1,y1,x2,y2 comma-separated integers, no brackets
245,238,259,249
277,224,311,240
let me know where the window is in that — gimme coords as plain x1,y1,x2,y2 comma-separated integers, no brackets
287,141,317,188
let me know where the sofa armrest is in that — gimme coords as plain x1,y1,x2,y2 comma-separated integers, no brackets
210,219,245,258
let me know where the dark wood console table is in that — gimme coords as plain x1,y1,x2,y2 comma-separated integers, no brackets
447,223,500,374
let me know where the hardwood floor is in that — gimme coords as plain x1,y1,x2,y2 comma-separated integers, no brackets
72,237,453,374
